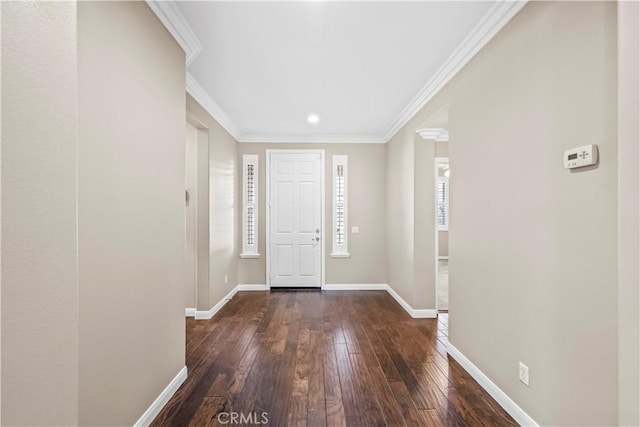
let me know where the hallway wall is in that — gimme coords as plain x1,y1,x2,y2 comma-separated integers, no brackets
236,143,387,286
1,3,80,424
77,2,187,425
617,1,640,424
186,95,239,310
2,2,188,425
387,2,618,425
185,122,199,309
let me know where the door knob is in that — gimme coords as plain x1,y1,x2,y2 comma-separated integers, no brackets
315,229,320,234
313,237,320,242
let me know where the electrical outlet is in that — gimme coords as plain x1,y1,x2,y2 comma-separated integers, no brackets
519,362,529,386
224,275,228,285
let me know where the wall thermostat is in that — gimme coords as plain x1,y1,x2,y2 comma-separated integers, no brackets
564,144,598,169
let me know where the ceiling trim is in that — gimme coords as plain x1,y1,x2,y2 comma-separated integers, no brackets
417,128,450,142
381,0,528,142
148,0,527,144
145,0,202,65
186,73,242,140
238,135,386,144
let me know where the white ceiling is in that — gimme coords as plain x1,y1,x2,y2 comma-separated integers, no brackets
149,1,526,142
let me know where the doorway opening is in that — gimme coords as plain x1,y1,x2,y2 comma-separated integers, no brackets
185,122,198,314
415,103,450,319
184,113,210,318
435,157,449,312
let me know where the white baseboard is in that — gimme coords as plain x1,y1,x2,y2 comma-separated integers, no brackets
384,284,438,318
322,284,437,319
322,283,388,291
194,283,436,321
411,308,439,318
185,308,196,317
194,285,270,320
237,284,269,291
447,343,539,427
195,286,238,320
134,365,188,427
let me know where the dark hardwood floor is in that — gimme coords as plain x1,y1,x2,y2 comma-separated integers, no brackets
152,290,517,426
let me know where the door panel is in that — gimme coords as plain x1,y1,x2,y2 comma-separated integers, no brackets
269,152,322,287
277,181,293,232
276,244,293,277
299,245,316,276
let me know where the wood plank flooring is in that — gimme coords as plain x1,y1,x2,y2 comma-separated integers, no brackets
152,290,517,427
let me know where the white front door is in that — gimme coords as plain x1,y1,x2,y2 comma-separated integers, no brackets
268,151,323,287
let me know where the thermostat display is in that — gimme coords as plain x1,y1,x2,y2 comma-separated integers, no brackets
564,144,598,169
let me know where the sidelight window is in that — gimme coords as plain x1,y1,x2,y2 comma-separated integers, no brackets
241,154,260,258
331,155,349,257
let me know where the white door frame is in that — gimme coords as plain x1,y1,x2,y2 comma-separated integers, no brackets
265,149,325,288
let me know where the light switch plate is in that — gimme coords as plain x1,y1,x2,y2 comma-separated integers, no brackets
351,226,359,234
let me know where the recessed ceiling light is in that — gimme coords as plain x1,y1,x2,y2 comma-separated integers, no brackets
307,113,320,124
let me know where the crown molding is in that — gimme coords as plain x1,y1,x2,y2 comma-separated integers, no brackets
237,134,387,144
186,73,242,140
382,0,528,142
145,0,202,65
417,128,449,142
188,71,384,144
149,0,527,144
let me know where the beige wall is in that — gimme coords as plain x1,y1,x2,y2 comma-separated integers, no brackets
435,141,449,158
388,2,618,425
387,131,416,306
414,138,437,308
186,95,238,310
237,143,388,286
195,127,210,313
388,133,443,309
1,3,80,424
618,1,640,424
185,123,198,308
77,2,186,425
438,232,448,257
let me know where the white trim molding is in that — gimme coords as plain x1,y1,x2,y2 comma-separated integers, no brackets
417,128,450,142
237,284,269,291
147,0,527,145
382,0,528,141
193,284,436,320
447,343,539,427
384,285,438,318
186,73,241,140
330,253,351,259
185,308,196,318
322,284,388,291
195,285,268,319
144,1,201,65
195,286,239,320
238,134,386,144
134,366,188,427
322,284,437,319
